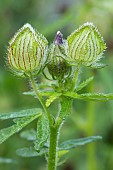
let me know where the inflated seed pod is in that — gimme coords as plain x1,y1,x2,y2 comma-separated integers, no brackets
7,23,48,77
47,31,71,81
67,22,106,68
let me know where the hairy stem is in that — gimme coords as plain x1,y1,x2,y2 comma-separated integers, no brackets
72,63,81,91
30,74,52,124
48,95,72,170
30,75,72,170
48,125,60,170
30,74,59,170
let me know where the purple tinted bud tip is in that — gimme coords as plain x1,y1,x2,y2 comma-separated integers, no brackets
54,31,63,45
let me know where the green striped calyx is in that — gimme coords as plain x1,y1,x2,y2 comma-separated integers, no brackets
47,31,71,81
7,23,48,77
67,22,106,68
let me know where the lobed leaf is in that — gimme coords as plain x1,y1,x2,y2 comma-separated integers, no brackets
34,114,49,151
0,114,41,144
46,93,62,107
23,91,55,97
0,108,42,120
75,76,94,92
64,92,113,102
63,91,79,99
59,136,102,150
79,93,113,101
16,147,48,157
59,96,72,120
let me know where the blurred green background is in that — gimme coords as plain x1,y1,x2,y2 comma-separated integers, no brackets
0,0,113,170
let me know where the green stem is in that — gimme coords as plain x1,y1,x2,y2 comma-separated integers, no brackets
30,75,72,170
29,74,52,124
72,63,81,91
58,96,72,120
48,95,72,170
30,74,60,170
48,125,60,170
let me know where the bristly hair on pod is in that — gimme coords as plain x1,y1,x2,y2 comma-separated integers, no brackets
7,23,48,77
67,22,107,68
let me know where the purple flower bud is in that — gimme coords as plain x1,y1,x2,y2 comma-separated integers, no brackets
54,31,63,45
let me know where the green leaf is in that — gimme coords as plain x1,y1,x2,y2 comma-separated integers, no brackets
16,147,48,157
67,22,106,67
64,92,113,102
34,114,49,151
46,93,61,107
20,129,36,141
0,108,42,120
63,91,79,99
23,91,55,97
0,157,17,164
59,96,72,120
57,150,69,166
0,114,41,144
79,93,113,101
59,136,102,150
75,76,94,92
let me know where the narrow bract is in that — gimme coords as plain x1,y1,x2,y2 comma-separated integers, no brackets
7,23,48,76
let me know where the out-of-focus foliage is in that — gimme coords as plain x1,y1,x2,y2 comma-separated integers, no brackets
0,0,113,170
